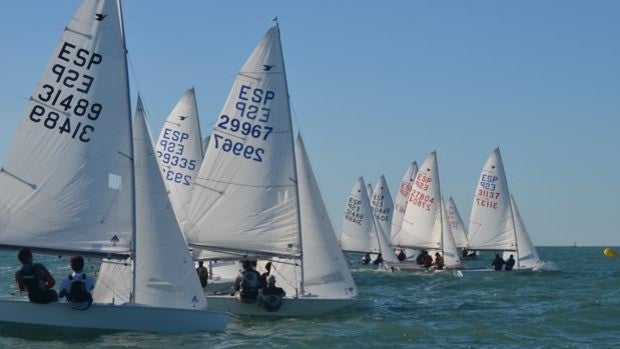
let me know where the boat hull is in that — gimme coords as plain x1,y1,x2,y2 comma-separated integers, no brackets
206,295,359,317
0,299,229,333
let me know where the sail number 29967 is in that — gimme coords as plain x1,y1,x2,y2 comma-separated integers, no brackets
212,134,264,162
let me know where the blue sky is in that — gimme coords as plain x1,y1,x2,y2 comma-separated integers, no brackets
0,1,618,245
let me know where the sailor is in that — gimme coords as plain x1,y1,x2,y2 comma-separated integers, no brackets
421,252,433,268
260,275,286,312
361,253,371,265
260,262,272,288
504,254,516,271
396,249,407,262
372,253,384,265
416,250,427,265
462,248,469,258
433,252,445,270
491,254,505,271
14,248,58,304
234,260,261,303
196,261,209,288
59,256,94,310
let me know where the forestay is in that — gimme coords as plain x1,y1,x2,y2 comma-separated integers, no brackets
340,177,380,253
184,26,300,258
503,195,541,269
155,88,204,227
133,100,207,309
370,175,393,242
391,162,418,245
0,0,132,257
467,148,516,251
393,152,442,250
446,197,469,249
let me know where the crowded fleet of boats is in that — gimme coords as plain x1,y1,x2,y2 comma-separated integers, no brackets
0,0,550,333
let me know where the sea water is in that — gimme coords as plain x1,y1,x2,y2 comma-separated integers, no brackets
0,247,618,348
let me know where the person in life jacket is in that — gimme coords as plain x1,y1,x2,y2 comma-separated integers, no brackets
15,248,58,304
361,253,371,265
373,253,384,265
234,260,261,304
491,254,505,271
196,261,209,288
433,252,445,270
59,256,94,310
260,275,286,312
504,254,516,271
260,262,272,289
396,249,407,262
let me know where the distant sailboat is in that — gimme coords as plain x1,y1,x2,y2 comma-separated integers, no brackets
0,0,227,332
340,177,398,268
391,162,418,258
467,148,543,271
446,197,473,256
184,25,358,316
370,175,394,243
392,152,461,270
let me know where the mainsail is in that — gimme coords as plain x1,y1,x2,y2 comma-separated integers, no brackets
370,175,394,242
155,88,204,227
446,197,469,249
0,0,132,258
467,148,516,251
184,26,300,258
391,162,418,244
340,177,380,254
441,200,462,268
392,152,442,250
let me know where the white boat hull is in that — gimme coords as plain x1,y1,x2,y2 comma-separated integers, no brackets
204,279,235,294
206,295,359,317
0,299,229,333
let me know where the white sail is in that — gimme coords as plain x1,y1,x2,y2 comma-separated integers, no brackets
446,197,469,248
185,26,300,258
467,148,516,251
0,0,132,257
370,175,393,242
366,183,373,200
155,88,204,227
133,100,206,309
391,162,418,244
393,152,442,250
295,135,357,297
441,200,462,268
340,177,380,253
504,195,541,269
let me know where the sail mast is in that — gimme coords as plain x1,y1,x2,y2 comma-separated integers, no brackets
275,21,305,296
117,0,136,303
191,87,205,160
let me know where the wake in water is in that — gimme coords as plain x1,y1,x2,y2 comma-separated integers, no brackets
533,260,560,272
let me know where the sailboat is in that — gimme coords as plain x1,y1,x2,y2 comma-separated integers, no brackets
183,25,358,316
340,177,399,267
155,88,204,227
446,197,475,258
391,152,461,270
152,88,237,291
370,175,394,244
0,0,228,332
391,162,418,259
467,148,542,271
